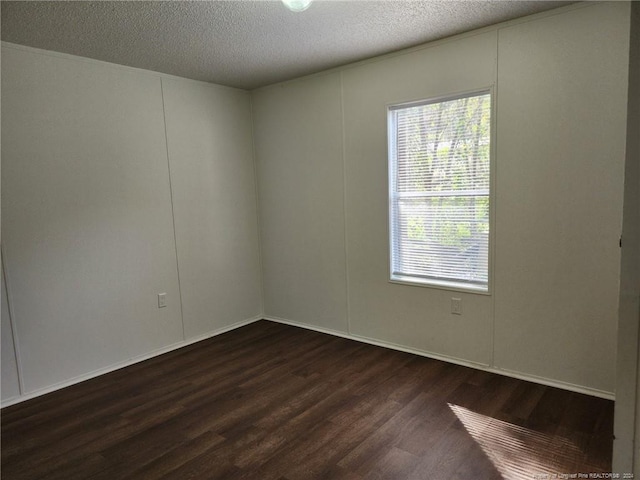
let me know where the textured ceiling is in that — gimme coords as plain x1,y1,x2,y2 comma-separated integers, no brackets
1,0,574,90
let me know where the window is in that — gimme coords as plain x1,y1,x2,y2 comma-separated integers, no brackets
388,91,491,292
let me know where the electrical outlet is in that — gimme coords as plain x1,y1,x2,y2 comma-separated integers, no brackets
451,297,462,315
158,293,167,308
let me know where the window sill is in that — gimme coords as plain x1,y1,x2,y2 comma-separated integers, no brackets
389,275,490,295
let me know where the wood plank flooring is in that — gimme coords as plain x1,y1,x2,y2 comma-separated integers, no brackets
1,320,614,479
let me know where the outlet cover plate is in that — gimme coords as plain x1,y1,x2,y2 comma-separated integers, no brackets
158,293,167,308
451,297,462,315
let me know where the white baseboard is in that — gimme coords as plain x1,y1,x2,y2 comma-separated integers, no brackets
1,315,263,408
3,313,613,408
264,315,615,401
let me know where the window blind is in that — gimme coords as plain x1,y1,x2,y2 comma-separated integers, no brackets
389,92,491,291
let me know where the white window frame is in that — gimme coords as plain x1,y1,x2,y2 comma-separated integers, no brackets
387,88,495,295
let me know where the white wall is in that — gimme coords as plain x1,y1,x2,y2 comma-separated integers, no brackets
253,2,630,396
613,1,640,474
1,44,262,403
494,3,629,394
253,73,348,332
162,77,262,339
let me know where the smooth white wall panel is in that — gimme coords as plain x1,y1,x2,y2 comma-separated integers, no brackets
1,258,21,402
341,32,497,364
494,3,629,393
162,77,262,338
613,2,640,472
253,73,348,332
1,46,183,393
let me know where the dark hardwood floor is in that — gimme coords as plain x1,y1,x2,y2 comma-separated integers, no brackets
1,320,614,479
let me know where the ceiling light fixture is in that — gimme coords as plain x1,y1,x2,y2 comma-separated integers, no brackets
281,0,313,12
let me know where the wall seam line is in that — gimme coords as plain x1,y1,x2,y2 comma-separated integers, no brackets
159,77,186,341
490,27,500,371
249,94,267,319
1,245,26,396
340,71,352,336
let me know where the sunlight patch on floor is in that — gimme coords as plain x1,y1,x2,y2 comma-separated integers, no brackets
449,403,586,480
